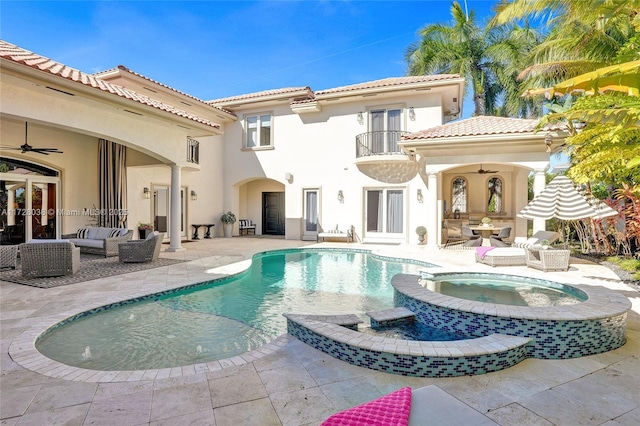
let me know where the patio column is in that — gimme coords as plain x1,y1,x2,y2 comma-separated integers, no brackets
427,172,439,248
166,164,185,252
533,169,546,233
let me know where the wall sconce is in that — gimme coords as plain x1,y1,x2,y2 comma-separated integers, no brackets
544,133,553,153
284,172,293,183
417,188,423,203
190,190,197,201
409,107,416,121
356,111,364,125
143,187,150,199
338,190,344,203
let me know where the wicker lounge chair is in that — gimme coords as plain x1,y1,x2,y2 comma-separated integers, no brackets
475,231,561,267
20,241,80,277
118,231,162,263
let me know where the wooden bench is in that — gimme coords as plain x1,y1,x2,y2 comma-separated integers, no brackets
238,219,256,235
317,224,353,242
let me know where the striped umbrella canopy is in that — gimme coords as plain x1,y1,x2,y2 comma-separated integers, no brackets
518,175,617,221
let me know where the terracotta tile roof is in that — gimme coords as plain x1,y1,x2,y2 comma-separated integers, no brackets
403,116,540,140
0,40,220,129
208,87,313,105
95,65,232,115
316,75,462,95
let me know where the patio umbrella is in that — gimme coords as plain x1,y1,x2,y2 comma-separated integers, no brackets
517,175,617,247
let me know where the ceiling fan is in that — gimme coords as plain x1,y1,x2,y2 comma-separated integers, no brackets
465,164,499,174
2,123,63,155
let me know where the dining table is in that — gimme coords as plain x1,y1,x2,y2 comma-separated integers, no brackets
469,225,503,246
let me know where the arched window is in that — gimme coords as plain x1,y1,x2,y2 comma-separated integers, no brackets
451,177,467,213
487,177,503,213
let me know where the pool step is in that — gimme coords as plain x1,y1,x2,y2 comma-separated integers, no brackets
285,313,363,330
366,307,416,328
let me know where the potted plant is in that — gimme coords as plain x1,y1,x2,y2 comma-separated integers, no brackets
481,217,493,227
137,222,153,239
540,239,550,249
415,226,427,244
221,211,236,238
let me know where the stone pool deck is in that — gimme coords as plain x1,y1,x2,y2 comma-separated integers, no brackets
1,237,638,425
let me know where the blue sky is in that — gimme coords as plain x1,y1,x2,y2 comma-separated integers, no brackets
1,1,498,117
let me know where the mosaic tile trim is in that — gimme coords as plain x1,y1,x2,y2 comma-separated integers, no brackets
392,274,630,359
285,314,531,377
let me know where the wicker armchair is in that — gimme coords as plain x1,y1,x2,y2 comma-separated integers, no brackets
20,241,80,278
118,231,163,263
0,245,19,269
525,248,570,272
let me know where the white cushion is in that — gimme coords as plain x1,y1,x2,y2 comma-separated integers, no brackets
68,238,103,248
26,239,70,244
146,231,159,240
120,228,129,236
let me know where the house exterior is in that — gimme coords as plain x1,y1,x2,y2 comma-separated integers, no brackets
0,40,563,250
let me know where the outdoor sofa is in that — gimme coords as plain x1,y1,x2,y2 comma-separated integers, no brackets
62,226,133,257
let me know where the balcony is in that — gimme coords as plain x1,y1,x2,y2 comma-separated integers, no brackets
355,131,411,163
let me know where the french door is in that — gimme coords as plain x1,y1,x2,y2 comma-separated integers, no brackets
152,185,187,240
302,188,319,241
1,173,60,245
364,188,405,240
263,192,285,235
369,107,402,154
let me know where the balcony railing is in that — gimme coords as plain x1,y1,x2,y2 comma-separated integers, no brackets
355,131,410,158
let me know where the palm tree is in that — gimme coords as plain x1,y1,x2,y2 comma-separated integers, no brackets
405,1,542,117
491,0,640,89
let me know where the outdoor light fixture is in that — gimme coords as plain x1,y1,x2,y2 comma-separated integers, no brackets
409,107,416,121
417,188,423,203
143,187,150,199
338,190,344,203
284,172,293,183
356,112,364,125
544,133,553,153
191,190,197,201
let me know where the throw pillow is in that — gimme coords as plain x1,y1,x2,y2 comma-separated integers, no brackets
76,228,88,239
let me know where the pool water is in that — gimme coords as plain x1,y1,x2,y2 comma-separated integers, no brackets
36,250,430,370
360,322,468,341
420,272,587,307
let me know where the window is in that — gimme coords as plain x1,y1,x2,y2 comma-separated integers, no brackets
187,138,199,164
451,177,467,213
245,114,272,148
369,107,402,154
487,177,503,213
365,188,404,234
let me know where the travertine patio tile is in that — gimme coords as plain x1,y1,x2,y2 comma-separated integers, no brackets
208,367,267,408
214,398,280,426
150,380,212,422
85,390,153,425
269,387,336,426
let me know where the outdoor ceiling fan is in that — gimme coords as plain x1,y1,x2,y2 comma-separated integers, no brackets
465,164,499,174
2,123,63,155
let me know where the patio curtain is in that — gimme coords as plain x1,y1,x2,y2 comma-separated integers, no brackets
98,139,127,228
387,190,403,233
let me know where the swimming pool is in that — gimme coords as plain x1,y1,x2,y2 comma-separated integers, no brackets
36,249,432,370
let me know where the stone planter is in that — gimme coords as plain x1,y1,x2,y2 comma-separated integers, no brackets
223,223,233,238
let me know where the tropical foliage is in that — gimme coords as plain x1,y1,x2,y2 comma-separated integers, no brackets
405,1,542,117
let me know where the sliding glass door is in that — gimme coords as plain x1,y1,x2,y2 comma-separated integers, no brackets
302,188,319,241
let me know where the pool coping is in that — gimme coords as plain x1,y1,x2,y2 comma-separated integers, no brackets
6,247,632,382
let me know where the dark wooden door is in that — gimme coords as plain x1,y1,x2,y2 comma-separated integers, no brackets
263,192,285,235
